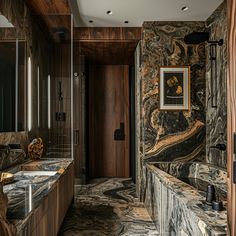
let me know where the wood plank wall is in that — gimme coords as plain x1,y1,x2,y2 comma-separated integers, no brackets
227,0,236,235
74,27,141,41
74,27,141,65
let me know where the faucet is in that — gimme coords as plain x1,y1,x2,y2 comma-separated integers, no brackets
209,143,226,151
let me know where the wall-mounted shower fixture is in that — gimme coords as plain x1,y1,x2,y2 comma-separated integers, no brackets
52,27,69,43
184,31,223,108
74,72,85,80
58,81,63,101
184,32,223,46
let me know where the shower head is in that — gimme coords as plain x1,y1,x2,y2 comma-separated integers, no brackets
184,32,210,44
184,31,223,46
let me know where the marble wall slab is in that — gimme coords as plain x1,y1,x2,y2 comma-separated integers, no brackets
205,2,227,169
0,132,28,171
135,42,145,196
0,132,28,151
141,21,206,164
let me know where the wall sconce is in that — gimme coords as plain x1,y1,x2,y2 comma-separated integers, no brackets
15,39,19,132
27,57,32,131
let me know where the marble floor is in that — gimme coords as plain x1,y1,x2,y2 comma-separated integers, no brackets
58,178,159,236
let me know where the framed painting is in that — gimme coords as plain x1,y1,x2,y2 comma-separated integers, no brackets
159,66,190,110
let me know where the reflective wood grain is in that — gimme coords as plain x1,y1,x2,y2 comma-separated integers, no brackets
227,0,236,234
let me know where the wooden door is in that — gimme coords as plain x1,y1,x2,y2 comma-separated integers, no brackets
89,65,130,178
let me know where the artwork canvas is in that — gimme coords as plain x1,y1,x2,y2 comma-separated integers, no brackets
160,66,190,110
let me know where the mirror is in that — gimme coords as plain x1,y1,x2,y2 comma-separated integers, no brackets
0,14,26,132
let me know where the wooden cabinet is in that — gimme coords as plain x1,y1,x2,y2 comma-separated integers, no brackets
26,163,74,236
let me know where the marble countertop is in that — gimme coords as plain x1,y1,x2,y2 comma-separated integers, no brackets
3,158,73,233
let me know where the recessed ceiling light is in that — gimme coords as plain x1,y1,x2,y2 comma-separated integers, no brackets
106,10,113,15
124,21,129,24
181,6,189,11
89,20,93,23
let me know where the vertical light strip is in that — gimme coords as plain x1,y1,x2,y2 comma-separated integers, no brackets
71,14,74,160
29,184,32,211
37,67,40,128
27,57,32,131
48,75,51,129
1,87,3,129
15,39,19,132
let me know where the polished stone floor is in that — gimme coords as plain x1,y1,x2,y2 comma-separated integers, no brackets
58,178,159,236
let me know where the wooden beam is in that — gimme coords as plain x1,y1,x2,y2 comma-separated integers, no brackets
73,27,142,41
24,0,71,15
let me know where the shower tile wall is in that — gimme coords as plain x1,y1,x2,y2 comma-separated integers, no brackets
205,1,227,169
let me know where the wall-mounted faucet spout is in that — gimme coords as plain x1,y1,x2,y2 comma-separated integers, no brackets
209,143,226,151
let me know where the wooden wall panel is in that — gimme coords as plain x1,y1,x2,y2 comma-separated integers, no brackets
89,65,130,178
77,41,138,65
24,0,70,15
227,0,236,235
74,27,141,41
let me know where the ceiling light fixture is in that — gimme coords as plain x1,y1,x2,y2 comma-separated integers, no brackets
106,10,113,15
181,6,189,11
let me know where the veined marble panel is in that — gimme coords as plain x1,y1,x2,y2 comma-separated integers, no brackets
144,163,227,235
0,132,28,171
59,178,159,236
0,132,28,151
205,1,227,169
154,161,227,192
141,21,206,163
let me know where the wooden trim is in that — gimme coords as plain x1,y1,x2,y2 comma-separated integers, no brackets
124,65,130,177
74,27,142,41
74,39,140,43
227,0,236,235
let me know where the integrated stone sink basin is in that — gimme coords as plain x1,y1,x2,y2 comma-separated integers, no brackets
14,171,57,177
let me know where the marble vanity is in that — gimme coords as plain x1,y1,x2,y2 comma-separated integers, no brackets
143,162,227,236
3,158,74,236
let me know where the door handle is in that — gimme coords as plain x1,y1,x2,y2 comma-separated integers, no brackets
114,122,125,141
74,130,79,145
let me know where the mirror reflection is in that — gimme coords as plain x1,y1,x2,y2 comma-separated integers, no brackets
0,14,26,132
